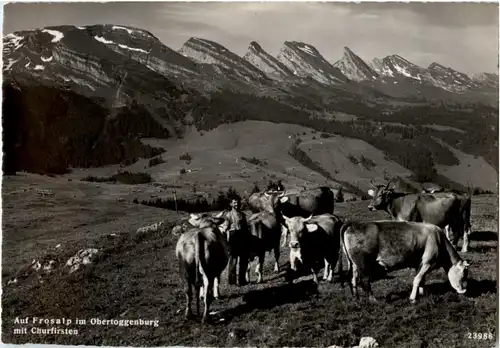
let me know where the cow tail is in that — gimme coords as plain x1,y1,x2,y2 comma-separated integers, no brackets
339,222,353,289
194,232,205,291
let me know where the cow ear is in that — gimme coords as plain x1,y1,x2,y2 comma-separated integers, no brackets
305,224,318,232
190,213,199,220
462,260,471,267
368,189,375,197
280,196,289,203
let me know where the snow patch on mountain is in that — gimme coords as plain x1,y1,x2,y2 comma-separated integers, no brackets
94,35,114,45
94,35,148,53
41,56,53,62
4,59,18,71
41,29,64,43
118,43,148,53
112,26,134,35
298,45,315,56
4,33,24,51
393,63,421,80
34,65,45,71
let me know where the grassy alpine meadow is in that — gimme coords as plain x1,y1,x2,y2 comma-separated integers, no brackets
1,174,498,347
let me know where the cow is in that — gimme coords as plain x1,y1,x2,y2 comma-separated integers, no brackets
282,214,344,284
340,220,471,303
278,187,335,246
279,186,335,218
175,214,229,323
367,179,472,252
245,211,282,283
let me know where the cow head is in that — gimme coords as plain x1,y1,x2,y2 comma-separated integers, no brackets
282,214,317,271
261,190,286,214
367,179,397,211
188,213,229,234
448,260,471,294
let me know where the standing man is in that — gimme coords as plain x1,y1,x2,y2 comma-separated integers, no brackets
225,197,250,286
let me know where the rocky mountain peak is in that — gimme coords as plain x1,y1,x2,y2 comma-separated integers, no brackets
277,41,349,84
333,46,378,81
243,41,294,81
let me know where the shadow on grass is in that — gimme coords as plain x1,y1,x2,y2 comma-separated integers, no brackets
469,231,498,242
220,279,319,323
385,278,496,302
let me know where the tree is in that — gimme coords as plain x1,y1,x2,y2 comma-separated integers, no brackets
251,184,260,194
335,187,344,203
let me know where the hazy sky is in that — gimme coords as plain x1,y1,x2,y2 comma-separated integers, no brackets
3,2,499,74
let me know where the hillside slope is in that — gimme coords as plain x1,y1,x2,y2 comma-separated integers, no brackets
64,120,497,198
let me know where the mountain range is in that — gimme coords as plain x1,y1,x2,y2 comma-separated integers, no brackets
2,24,498,191
3,24,498,105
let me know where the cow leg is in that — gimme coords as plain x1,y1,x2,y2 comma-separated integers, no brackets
281,226,288,248
256,253,265,283
461,227,470,253
322,259,330,281
213,276,220,300
228,256,238,285
351,264,360,300
245,260,251,283
238,255,249,286
201,276,213,324
444,225,452,242
273,247,280,273
311,268,319,284
359,275,376,302
184,283,193,320
327,261,334,282
410,263,431,303
196,285,201,316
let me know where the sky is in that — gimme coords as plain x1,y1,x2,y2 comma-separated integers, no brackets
3,1,499,74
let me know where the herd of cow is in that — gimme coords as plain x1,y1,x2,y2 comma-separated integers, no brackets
175,178,473,323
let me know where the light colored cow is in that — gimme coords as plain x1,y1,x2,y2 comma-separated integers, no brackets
175,215,229,323
341,220,471,303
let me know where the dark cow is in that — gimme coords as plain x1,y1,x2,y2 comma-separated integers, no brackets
175,215,229,323
245,211,282,283
367,179,472,252
282,214,344,284
279,186,335,218
341,220,471,303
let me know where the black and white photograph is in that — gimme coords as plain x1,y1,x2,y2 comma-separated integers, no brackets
1,1,499,347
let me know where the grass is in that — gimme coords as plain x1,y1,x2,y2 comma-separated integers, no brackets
1,174,497,347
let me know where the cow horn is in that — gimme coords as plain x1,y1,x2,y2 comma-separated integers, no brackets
264,192,270,197
279,190,286,197
304,214,313,222
213,211,224,218
386,177,397,189
370,179,377,188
